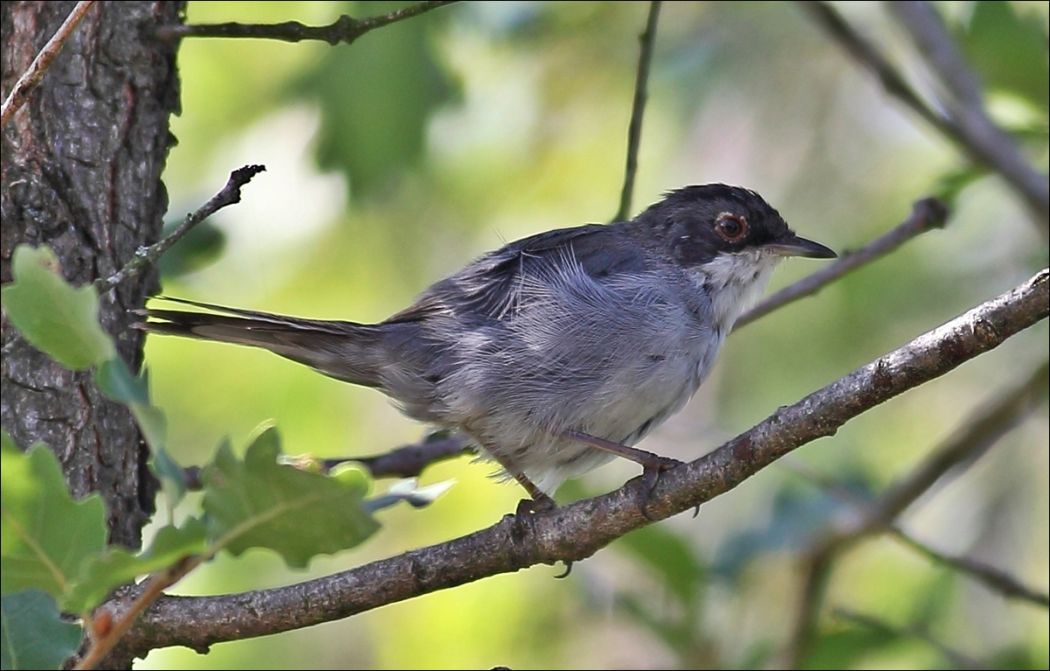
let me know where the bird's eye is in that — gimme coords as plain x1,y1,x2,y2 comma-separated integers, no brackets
714,212,748,243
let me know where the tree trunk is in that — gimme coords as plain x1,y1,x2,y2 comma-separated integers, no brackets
1,1,182,549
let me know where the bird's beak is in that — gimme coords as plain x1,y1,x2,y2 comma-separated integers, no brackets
765,234,837,259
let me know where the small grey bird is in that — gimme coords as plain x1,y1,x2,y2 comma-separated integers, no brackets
143,184,835,510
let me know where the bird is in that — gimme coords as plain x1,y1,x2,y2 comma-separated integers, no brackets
141,184,836,512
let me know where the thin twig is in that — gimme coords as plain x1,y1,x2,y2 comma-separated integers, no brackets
0,0,96,128
109,269,1047,657
887,1,1049,226
181,434,473,491
832,607,985,669
75,555,204,670
94,165,266,295
781,362,1047,665
156,1,456,44
736,197,948,329
800,1,1049,233
328,434,473,479
890,529,1050,608
613,1,661,222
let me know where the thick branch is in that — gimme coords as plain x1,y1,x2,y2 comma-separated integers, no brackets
156,1,456,44
736,197,947,329
113,269,1048,658
95,165,265,295
613,1,661,222
0,0,96,127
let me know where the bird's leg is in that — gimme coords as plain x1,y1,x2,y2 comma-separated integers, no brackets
511,472,557,514
503,464,572,577
563,430,688,520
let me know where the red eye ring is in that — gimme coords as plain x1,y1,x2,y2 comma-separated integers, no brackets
714,212,749,243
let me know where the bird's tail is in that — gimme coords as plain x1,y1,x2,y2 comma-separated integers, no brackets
137,297,386,388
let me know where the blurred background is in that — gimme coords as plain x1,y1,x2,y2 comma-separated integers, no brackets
141,1,1048,668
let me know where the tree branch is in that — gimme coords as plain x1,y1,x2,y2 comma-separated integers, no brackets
328,434,473,479
0,0,96,128
736,197,948,329
156,1,457,44
782,361,1048,665
613,0,661,223
890,529,1050,609
95,165,266,295
110,269,1047,658
886,1,1049,226
799,1,1049,233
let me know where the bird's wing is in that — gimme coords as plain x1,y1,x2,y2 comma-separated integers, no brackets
385,224,649,324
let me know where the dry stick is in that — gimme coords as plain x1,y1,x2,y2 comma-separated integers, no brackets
0,0,96,127
613,1,662,223
782,362,1048,667
109,269,1047,658
736,197,948,329
887,1,1049,226
94,165,266,295
800,1,1049,233
156,0,457,43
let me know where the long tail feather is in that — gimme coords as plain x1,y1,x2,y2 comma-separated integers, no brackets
138,297,385,387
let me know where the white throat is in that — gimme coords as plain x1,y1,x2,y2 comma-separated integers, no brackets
691,250,782,332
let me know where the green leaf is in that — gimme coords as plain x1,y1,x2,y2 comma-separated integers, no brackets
0,590,81,670
0,245,114,370
290,1,458,198
95,359,185,503
801,625,902,670
957,1,1049,112
0,435,107,602
202,427,379,568
64,518,208,613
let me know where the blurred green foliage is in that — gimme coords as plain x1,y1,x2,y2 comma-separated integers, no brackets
142,1,1048,669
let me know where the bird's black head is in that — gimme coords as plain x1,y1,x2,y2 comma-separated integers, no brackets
633,184,836,266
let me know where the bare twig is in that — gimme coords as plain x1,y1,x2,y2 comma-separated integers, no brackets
613,1,661,222
76,555,204,670
328,434,473,479
736,197,948,329
832,607,985,669
0,0,96,128
800,2,1049,233
890,529,1050,608
108,269,1046,657
181,434,474,491
156,1,456,44
94,165,265,295
887,1,1049,226
782,362,1047,665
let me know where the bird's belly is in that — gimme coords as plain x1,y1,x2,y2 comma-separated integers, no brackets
460,335,722,494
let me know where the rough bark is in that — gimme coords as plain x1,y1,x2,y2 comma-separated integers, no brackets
1,0,182,549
